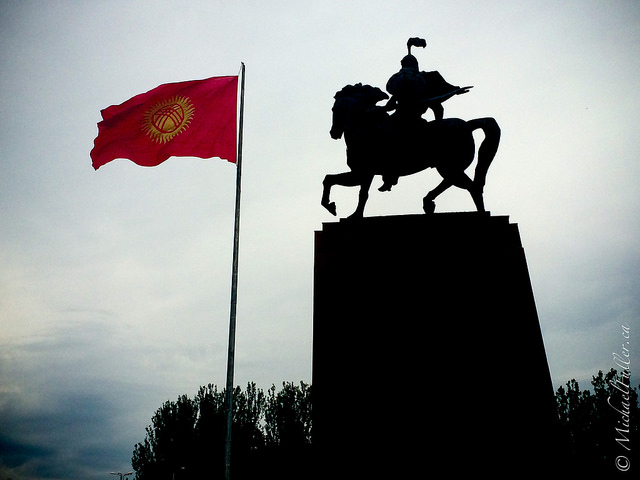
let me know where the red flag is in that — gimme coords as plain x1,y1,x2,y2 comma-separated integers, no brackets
91,76,238,169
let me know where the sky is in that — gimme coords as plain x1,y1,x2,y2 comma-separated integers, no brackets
1,0,639,478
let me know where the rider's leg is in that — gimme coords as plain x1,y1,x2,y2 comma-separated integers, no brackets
379,174,398,192
431,103,444,121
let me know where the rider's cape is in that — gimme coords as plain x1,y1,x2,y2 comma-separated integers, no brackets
420,71,459,98
386,69,459,101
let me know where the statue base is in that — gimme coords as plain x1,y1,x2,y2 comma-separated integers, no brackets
312,213,562,477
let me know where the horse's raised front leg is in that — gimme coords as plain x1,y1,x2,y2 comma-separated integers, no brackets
321,173,339,216
322,171,371,217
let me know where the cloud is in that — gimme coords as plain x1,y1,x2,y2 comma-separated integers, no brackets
0,320,150,480
0,391,117,480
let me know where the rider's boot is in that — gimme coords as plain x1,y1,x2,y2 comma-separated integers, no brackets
379,175,398,192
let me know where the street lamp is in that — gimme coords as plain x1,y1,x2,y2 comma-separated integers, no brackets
110,472,133,480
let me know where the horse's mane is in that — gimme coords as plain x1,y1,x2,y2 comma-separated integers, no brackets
334,83,389,104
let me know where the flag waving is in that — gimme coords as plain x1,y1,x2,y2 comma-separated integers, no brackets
91,75,238,169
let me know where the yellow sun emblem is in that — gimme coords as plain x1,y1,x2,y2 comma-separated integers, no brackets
142,95,195,144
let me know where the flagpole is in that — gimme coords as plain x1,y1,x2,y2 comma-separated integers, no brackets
225,62,245,480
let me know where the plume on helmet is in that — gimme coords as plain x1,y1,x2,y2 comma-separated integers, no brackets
407,37,427,53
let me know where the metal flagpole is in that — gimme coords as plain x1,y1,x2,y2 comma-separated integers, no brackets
224,62,245,480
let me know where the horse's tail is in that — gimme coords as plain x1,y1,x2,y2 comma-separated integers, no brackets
468,117,501,192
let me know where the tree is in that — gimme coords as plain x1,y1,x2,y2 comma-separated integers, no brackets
265,382,312,449
259,382,313,480
132,382,311,480
132,394,198,480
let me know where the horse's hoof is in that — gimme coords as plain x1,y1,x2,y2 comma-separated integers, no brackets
342,209,364,222
343,213,363,223
323,202,337,216
423,200,436,214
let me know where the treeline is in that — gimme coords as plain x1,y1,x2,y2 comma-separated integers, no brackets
133,370,639,478
132,382,311,480
555,368,638,474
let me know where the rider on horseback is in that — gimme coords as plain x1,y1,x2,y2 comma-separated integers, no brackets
379,37,472,191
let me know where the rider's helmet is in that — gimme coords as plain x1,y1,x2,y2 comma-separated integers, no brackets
400,54,419,71
400,37,426,71
387,37,428,96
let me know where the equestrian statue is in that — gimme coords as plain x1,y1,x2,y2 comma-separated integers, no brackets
321,37,501,219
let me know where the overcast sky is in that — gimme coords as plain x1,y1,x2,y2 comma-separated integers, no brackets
1,1,639,479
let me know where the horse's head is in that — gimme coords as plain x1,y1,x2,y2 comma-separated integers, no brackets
330,83,388,139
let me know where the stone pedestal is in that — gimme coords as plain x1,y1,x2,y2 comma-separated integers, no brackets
312,213,562,477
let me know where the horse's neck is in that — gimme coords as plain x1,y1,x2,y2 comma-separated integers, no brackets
351,106,388,127
344,108,390,142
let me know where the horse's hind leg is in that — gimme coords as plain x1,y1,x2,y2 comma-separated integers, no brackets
423,179,452,213
449,172,485,212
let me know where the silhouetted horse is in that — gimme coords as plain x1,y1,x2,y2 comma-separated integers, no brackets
322,83,501,219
